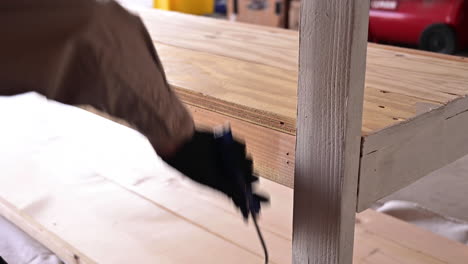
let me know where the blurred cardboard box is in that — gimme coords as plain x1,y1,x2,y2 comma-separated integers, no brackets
227,0,287,28
288,0,300,30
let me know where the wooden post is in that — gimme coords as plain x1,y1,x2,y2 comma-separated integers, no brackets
292,1,369,264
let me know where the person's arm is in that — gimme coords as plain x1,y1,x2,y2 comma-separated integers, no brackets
0,0,268,216
0,0,193,158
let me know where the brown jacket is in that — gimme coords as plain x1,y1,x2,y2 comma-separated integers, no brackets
0,0,194,157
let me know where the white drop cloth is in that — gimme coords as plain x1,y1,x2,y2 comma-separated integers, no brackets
0,216,63,264
376,200,468,245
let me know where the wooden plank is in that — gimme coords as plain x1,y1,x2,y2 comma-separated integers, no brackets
139,9,468,76
292,1,369,263
0,197,95,264
139,9,298,71
156,43,445,136
187,105,296,188
354,210,468,264
364,47,468,103
160,42,468,138
138,9,468,133
165,39,468,133
368,42,468,63
358,95,468,211
0,179,264,264
2,94,468,264
155,43,298,134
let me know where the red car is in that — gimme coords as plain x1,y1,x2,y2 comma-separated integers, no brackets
369,0,468,54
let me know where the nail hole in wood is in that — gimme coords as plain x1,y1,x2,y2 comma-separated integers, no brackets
279,121,285,125
286,152,289,156
380,90,389,94
378,105,385,109
393,117,399,120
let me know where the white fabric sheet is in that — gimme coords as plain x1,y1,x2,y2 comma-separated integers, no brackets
0,216,62,264
377,200,468,245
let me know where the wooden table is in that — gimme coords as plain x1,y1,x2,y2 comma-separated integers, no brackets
1,5,468,264
136,7,468,263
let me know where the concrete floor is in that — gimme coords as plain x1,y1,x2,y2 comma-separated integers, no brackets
381,154,468,222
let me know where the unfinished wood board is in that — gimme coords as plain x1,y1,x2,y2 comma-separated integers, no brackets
187,104,296,187
137,9,468,135
1,93,468,263
353,210,468,264
156,43,298,134
0,197,95,264
292,1,369,263
156,43,447,135
139,9,299,71
140,9,468,75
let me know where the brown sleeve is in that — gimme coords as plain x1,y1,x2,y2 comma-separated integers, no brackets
0,0,195,157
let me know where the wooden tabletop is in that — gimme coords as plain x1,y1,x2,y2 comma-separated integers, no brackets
137,9,468,136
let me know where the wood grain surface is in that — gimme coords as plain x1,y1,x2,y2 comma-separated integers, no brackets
137,9,468,137
187,105,296,187
292,1,369,263
158,43,450,135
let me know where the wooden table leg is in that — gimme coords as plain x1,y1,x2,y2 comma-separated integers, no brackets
292,1,369,263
